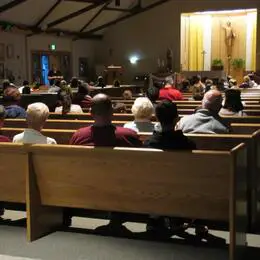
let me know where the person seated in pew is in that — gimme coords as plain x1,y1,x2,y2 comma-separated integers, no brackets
191,75,205,101
69,77,80,88
144,100,196,150
112,90,133,113
176,90,230,134
13,103,57,144
18,80,30,94
159,76,183,101
219,89,246,117
72,81,92,110
180,79,190,93
124,97,155,133
146,86,160,108
0,105,11,142
70,93,142,147
55,92,83,114
3,87,27,119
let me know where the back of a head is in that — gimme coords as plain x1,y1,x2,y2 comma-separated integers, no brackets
146,86,159,102
78,82,89,96
165,76,174,86
132,97,154,120
244,76,250,83
156,100,178,126
70,77,79,88
202,90,222,113
224,89,243,112
122,90,132,100
2,79,10,90
23,80,29,86
22,86,31,95
0,105,6,120
27,102,49,129
91,94,113,117
59,92,72,115
3,86,21,104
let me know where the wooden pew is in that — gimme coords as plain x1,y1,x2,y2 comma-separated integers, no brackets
26,144,247,260
0,143,26,204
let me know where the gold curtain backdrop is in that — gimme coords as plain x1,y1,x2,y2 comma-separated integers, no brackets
181,10,257,72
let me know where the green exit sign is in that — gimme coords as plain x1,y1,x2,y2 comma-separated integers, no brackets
49,44,56,51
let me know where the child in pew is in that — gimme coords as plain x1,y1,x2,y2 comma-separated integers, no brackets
13,102,57,144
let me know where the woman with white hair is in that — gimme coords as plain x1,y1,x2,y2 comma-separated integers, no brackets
124,97,155,133
13,102,57,144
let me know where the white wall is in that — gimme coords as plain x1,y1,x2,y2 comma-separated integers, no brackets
0,32,96,84
95,0,260,82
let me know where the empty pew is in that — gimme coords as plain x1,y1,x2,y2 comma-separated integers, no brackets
26,144,247,260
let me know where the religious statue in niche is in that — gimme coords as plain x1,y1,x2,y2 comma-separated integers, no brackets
223,21,236,57
166,47,173,72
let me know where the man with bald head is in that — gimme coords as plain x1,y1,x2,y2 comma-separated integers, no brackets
176,90,229,134
70,93,142,146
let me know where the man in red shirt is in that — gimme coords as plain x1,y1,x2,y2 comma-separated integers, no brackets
0,105,10,142
159,76,183,101
70,93,142,147
69,94,141,235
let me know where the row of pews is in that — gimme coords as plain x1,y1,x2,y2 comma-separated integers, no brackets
1,89,260,260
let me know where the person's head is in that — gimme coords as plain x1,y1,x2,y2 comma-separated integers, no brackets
3,87,21,105
58,91,72,115
223,89,244,112
243,76,250,83
2,79,10,90
23,80,29,86
0,105,6,128
193,75,201,85
202,90,223,113
70,77,79,88
91,94,113,125
122,90,132,100
146,86,159,103
155,100,178,129
182,79,190,89
26,102,49,131
164,76,174,87
22,86,31,95
229,78,237,87
78,82,89,96
131,97,154,121
205,79,213,86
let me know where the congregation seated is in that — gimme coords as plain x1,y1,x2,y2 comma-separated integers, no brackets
70,93,142,147
112,90,132,113
239,76,253,88
219,89,246,116
72,81,92,109
144,100,196,150
159,76,183,101
3,87,26,119
55,92,83,114
13,102,57,144
124,97,155,133
191,75,205,100
0,105,11,142
176,90,229,134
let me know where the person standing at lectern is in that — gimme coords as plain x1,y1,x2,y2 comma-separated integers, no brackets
48,65,63,86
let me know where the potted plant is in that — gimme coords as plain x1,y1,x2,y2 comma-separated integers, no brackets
231,58,245,85
211,59,224,71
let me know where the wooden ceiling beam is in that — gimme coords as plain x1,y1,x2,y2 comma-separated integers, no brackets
0,0,28,14
47,1,109,29
81,0,171,37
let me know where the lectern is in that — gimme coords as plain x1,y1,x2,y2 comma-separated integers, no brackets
105,65,123,85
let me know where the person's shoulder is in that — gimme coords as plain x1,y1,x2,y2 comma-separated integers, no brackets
13,132,24,143
0,135,11,142
75,126,92,135
47,137,57,145
116,126,138,137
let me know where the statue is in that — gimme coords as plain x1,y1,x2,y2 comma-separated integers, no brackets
223,21,236,57
166,48,173,72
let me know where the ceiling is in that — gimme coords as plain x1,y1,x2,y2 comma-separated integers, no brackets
0,0,171,40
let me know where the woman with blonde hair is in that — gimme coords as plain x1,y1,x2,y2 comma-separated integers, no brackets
124,97,155,133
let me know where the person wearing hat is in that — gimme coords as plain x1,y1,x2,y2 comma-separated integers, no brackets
3,87,26,118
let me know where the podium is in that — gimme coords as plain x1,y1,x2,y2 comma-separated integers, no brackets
105,65,123,85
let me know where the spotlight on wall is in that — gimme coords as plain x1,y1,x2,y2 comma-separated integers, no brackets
129,55,139,64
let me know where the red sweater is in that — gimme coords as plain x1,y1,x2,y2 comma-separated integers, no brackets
70,125,142,147
0,135,11,142
159,87,183,101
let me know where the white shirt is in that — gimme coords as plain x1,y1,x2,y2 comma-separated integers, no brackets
18,86,24,93
55,105,83,114
13,129,57,144
124,121,155,133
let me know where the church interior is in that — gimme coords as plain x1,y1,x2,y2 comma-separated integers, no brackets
0,0,260,260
